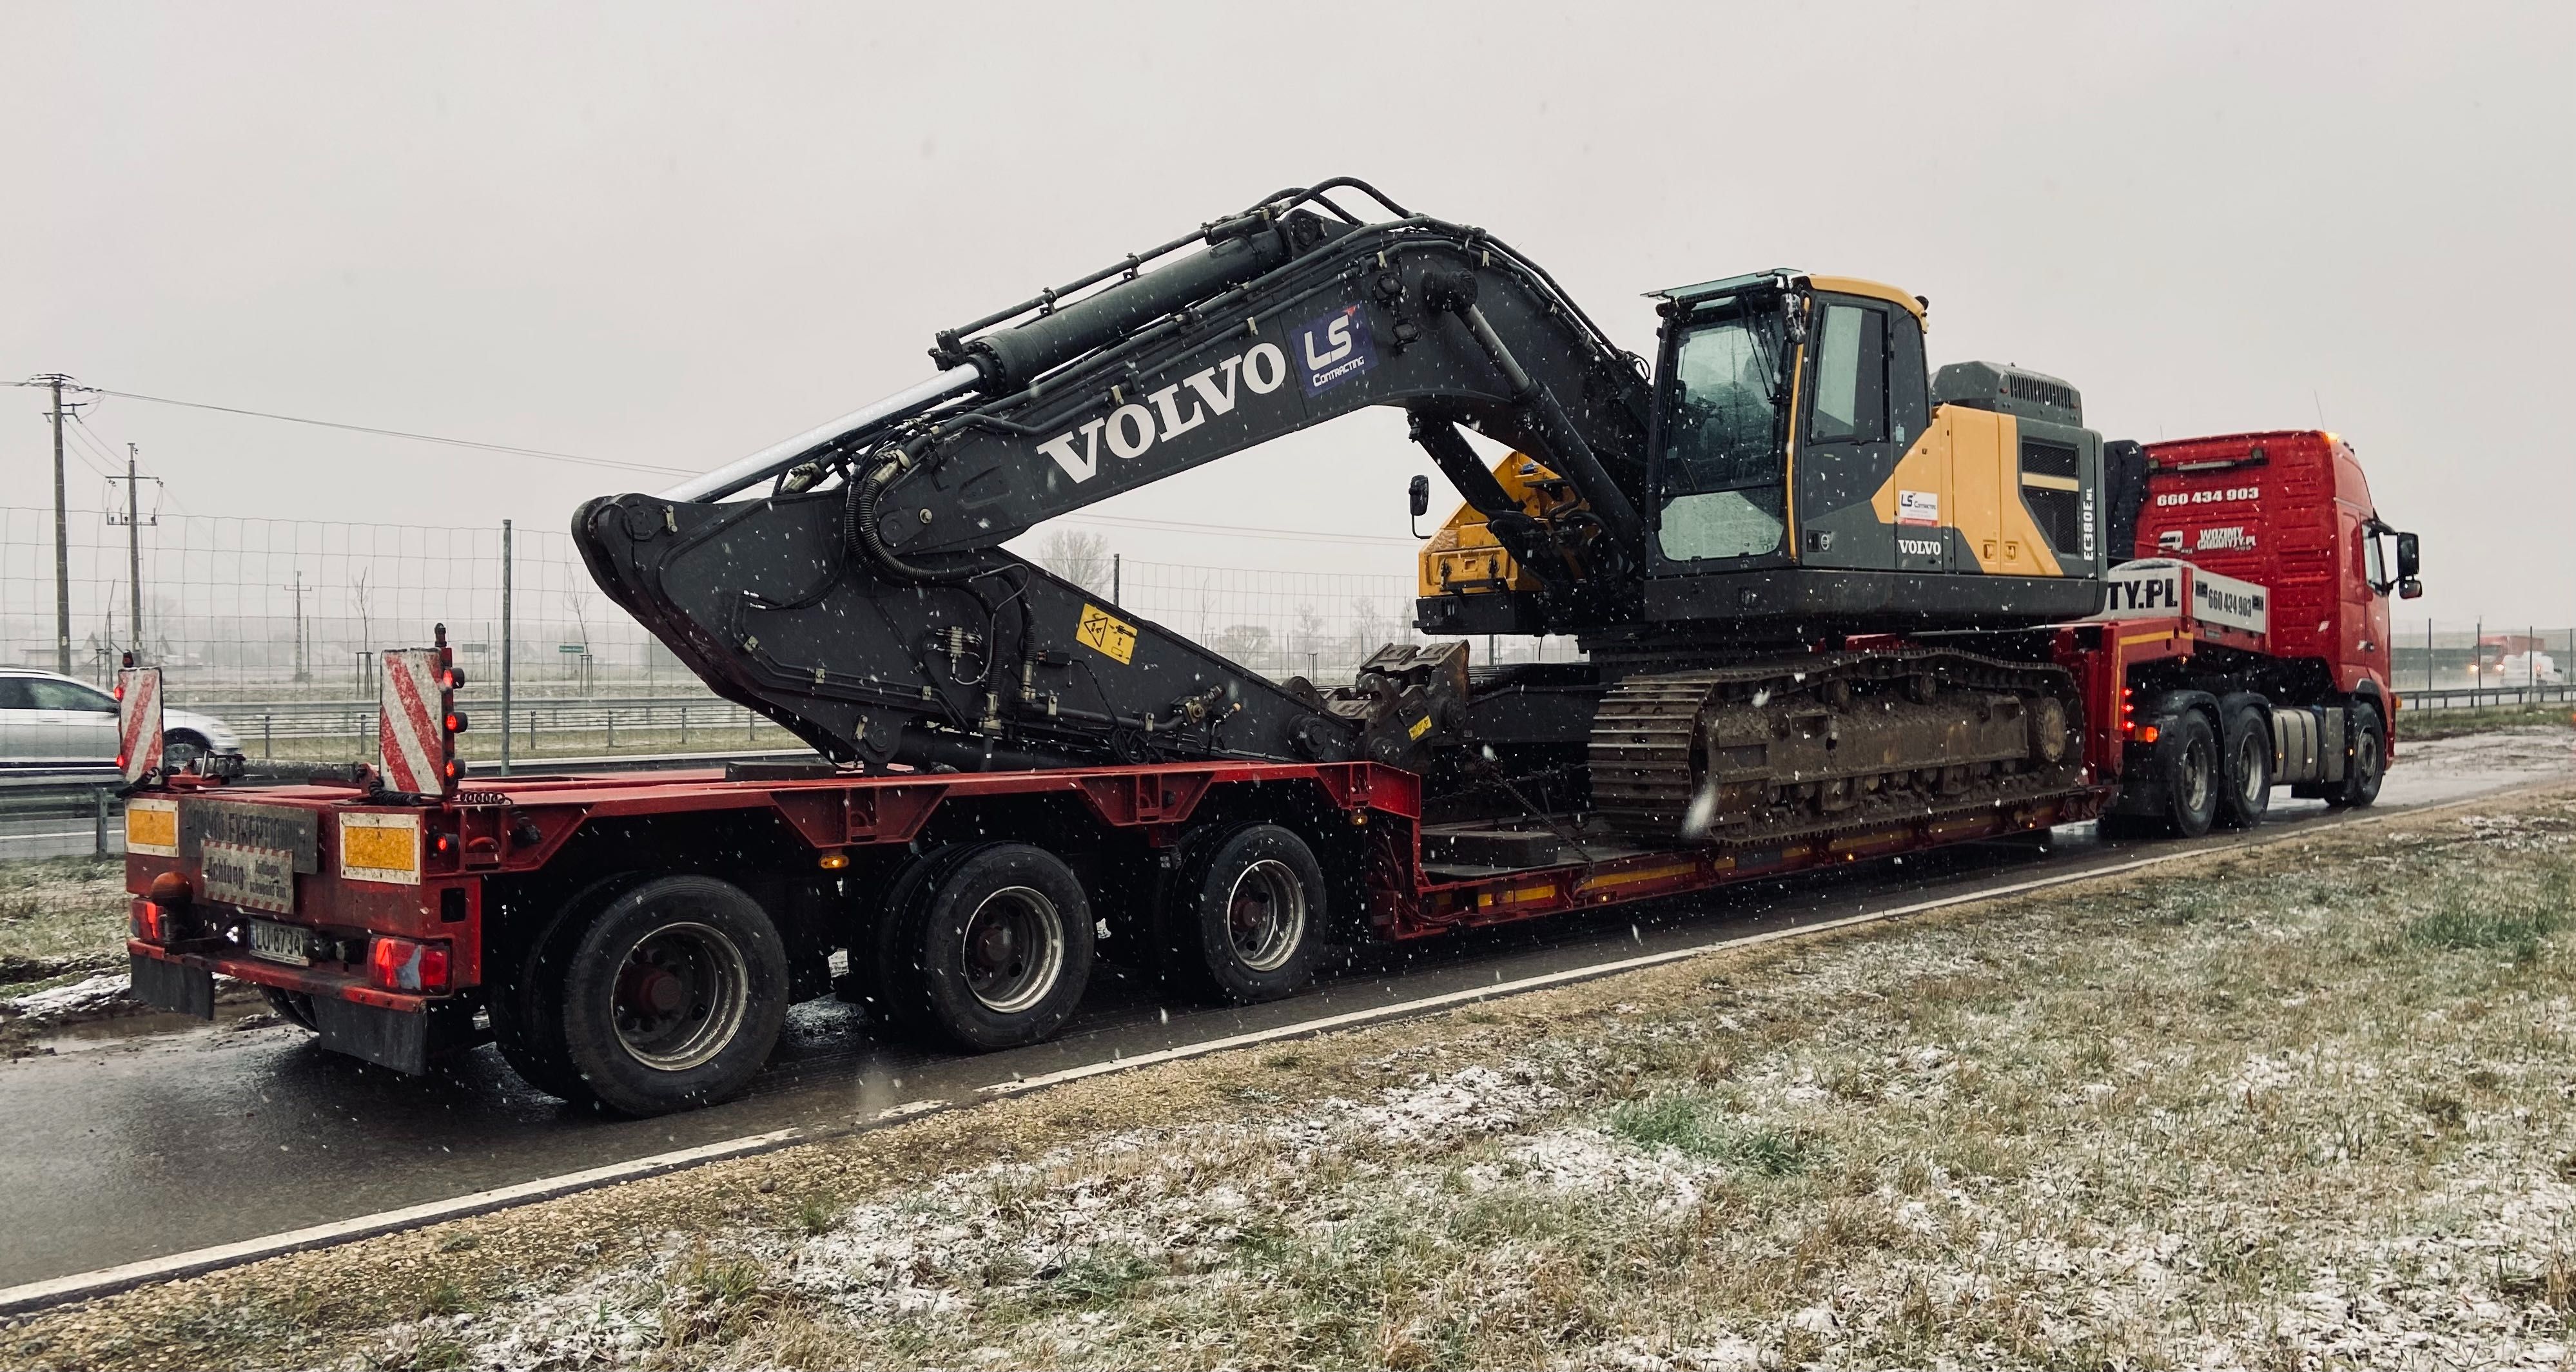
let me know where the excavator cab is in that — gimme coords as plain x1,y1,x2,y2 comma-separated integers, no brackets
1632,271,2105,631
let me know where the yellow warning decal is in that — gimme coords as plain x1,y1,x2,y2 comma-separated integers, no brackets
1075,604,1138,665
1407,714,1433,740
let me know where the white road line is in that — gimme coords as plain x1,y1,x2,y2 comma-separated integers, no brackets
1,782,2551,1317
0,1128,803,1315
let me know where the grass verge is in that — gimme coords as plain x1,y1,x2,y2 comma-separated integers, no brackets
9,790,2576,1369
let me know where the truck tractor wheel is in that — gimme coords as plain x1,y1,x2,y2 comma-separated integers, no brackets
2157,711,2220,838
1171,823,1325,1004
2328,710,2385,809
2216,705,2272,831
551,875,791,1116
259,986,320,1032
884,842,1095,1052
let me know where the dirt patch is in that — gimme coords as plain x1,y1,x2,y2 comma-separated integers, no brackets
11,786,2576,1369
0,855,128,990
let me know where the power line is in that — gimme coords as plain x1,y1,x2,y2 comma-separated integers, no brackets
15,380,1421,546
26,382,696,478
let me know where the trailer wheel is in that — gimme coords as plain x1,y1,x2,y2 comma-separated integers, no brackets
259,987,320,1032
2216,704,2272,831
489,874,645,1106
1171,824,1325,1003
2328,709,2385,809
550,875,790,1116
883,842,1094,1052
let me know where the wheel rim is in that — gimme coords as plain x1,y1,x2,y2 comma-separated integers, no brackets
610,921,750,1072
2235,731,2267,806
959,886,1065,1014
2357,731,2382,786
2181,737,2214,816
1226,858,1308,973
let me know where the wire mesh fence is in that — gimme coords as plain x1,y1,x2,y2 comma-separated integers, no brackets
0,509,1547,716
17,502,2541,727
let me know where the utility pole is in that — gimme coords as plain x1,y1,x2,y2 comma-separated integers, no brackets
286,571,311,682
30,374,78,673
500,519,514,776
107,443,158,663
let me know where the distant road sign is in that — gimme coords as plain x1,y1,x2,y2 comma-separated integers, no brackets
558,644,587,655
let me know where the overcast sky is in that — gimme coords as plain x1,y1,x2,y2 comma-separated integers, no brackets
5,2,2568,629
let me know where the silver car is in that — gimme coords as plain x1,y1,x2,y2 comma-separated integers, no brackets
0,669,243,769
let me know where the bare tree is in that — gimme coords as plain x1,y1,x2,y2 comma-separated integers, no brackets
349,568,374,656
1035,528,1114,597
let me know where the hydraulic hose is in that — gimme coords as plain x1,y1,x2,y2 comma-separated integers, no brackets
847,455,981,585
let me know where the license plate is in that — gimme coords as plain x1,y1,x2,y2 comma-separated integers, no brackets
248,918,311,967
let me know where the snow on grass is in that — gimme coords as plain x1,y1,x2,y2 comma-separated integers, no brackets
4,970,132,1020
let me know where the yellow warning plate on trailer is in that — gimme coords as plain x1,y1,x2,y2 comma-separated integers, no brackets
1076,604,1138,665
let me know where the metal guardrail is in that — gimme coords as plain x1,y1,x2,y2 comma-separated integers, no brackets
0,749,816,858
175,694,795,755
2405,684,2576,710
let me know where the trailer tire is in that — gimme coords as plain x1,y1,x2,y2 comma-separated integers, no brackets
2216,704,2272,831
2329,709,2385,809
489,873,649,1106
883,842,1093,1052
1170,824,1325,1004
552,875,790,1117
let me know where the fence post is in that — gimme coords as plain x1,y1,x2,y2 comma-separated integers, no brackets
500,519,514,777
262,713,272,758
93,787,109,856
1113,554,1121,604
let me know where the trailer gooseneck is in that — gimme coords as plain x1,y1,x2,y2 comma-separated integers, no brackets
122,181,2422,1114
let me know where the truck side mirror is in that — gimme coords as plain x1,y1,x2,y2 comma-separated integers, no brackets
1408,474,1431,539
2395,531,2419,580
2399,577,2423,600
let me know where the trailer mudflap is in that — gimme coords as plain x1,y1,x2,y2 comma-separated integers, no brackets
311,995,433,1075
129,952,215,1020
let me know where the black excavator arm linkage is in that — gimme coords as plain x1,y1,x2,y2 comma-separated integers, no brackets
575,179,1650,774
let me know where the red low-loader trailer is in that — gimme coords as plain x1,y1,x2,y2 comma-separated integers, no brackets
121,429,2418,1115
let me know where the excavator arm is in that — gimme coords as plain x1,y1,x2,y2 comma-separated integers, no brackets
574,179,1651,773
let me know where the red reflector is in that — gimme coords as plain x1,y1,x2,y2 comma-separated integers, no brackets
132,898,166,943
369,936,451,992
2138,724,2161,744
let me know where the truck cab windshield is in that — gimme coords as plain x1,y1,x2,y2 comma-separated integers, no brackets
1658,306,1788,561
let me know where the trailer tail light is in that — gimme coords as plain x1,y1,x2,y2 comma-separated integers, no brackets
2120,688,2136,736
131,898,169,943
2136,724,2160,744
370,936,451,993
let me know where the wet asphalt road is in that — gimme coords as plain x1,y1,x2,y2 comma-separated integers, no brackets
1,733,2564,1289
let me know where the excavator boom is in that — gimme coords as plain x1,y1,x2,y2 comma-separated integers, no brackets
577,180,1654,774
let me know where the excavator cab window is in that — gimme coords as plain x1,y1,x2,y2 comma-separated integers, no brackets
1808,304,1888,445
1655,298,1791,562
